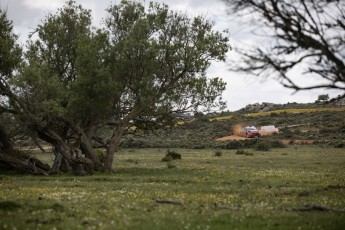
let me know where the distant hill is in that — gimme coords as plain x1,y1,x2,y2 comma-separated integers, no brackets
120,100,345,149
235,96,345,114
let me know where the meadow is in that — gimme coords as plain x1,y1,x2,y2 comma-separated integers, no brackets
1,146,345,229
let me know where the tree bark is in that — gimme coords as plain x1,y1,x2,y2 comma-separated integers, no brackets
0,149,51,175
33,124,94,175
0,125,14,152
104,127,124,172
79,130,104,172
0,125,50,174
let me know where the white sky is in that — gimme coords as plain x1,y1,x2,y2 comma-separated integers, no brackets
2,0,343,111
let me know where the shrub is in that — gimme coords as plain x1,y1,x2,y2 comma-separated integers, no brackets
162,154,173,162
225,141,244,149
223,139,261,150
269,140,287,148
120,137,146,148
255,142,270,151
339,125,345,134
51,203,64,212
191,144,207,149
162,150,181,162
214,150,222,157
235,149,253,156
0,201,21,211
329,141,345,148
280,127,293,138
319,127,337,134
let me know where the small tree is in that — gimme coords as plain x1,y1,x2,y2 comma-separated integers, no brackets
315,94,329,103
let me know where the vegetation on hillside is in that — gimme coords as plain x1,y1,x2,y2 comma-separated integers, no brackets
118,103,345,149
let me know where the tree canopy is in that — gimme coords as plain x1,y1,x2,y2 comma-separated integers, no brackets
224,0,345,94
0,1,230,174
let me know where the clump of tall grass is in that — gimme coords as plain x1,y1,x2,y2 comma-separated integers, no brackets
214,150,222,157
235,149,253,156
162,150,181,162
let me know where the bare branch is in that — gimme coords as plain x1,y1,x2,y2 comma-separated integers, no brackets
224,0,345,95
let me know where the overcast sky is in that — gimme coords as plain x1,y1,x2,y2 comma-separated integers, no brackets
2,0,343,111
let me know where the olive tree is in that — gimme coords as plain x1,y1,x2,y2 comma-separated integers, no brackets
0,9,50,174
3,0,230,174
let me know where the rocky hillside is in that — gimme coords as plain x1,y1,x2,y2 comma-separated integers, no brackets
236,95,345,114
120,101,345,149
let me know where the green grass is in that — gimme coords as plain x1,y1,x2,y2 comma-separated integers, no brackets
1,146,345,229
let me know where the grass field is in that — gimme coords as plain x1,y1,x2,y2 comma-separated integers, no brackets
1,146,345,229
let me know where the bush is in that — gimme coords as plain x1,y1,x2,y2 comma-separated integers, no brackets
225,141,244,149
280,127,293,138
268,140,287,148
329,141,345,148
255,142,270,151
319,127,337,134
191,144,207,149
162,155,173,162
235,149,253,156
51,203,64,212
214,150,222,157
162,150,181,162
120,137,146,148
0,201,21,211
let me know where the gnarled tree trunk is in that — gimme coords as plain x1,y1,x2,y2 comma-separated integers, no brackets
79,129,104,172
0,125,50,175
33,124,94,175
104,127,124,173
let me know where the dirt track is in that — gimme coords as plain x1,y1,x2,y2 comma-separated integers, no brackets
216,135,249,141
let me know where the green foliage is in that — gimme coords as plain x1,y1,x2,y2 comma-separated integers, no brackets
224,141,244,149
223,139,259,150
269,140,286,148
162,150,181,162
0,9,22,78
120,138,146,148
329,140,345,148
255,142,270,151
316,94,329,103
50,203,64,212
0,201,21,211
235,149,253,156
161,154,173,162
1,0,230,173
214,150,222,157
